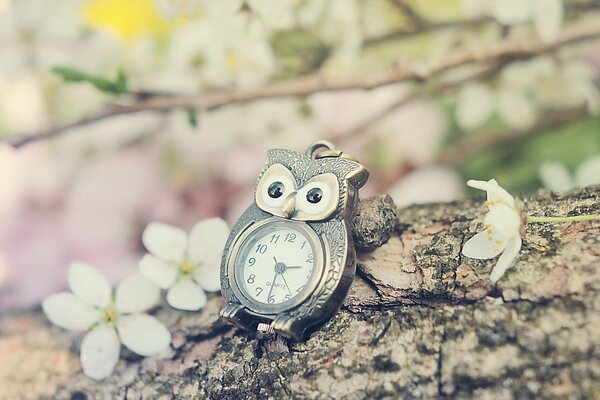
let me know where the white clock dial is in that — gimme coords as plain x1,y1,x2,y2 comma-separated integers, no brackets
234,222,317,306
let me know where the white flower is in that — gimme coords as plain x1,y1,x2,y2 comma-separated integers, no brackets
139,218,229,311
462,179,523,283
42,262,170,380
455,57,600,132
539,155,600,192
455,82,536,131
490,0,563,42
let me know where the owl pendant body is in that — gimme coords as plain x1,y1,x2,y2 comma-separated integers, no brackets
220,142,369,341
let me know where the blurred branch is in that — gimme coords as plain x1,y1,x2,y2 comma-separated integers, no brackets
377,106,592,192
5,19,600,148
436,105,591,165
365,0,600,47
364,16,495,47
331,63,504,142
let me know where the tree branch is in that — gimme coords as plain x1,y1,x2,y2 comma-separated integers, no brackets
3,190,600,398
436,105,591,165
331,63,504,143
5,19,600,148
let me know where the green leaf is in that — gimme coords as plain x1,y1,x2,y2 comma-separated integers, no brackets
187,109,198,128
115,69,128,93
52,66,129,95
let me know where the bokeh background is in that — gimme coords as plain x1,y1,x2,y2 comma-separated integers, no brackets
1,0,599,311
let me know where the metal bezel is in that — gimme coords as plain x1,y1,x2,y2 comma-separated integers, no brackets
227,217,326,315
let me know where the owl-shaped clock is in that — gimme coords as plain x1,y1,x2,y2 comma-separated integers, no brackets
219,141,369,341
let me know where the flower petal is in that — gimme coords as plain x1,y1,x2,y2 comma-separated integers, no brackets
492,0,532,24
142,222,187,262
462,230,507,260
68,261,112,308
484,203,522,238
496,88,537,130
115,273,160,314
80,325,120,380
139,254,177,289
455,83,494,131
467,179,516,208
539,161,574,192
166,278,207,311
490,236,522,283
187,218,230,264
194,264,221,292
532,0,563,42
575,155,600,188
42,292,100,331
116,314,171,356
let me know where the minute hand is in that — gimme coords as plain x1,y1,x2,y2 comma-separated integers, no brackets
267,272,278,301
278,272,294,296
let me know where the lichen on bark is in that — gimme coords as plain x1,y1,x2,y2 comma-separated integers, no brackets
1,186,599,399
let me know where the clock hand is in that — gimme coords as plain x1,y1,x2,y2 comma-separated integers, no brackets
273,257,278,265
267,272,279,301
279,272,293,296
285,266,303,269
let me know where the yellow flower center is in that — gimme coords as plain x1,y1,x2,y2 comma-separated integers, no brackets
83,0,177,41
102,307,118,323
179,261,195,275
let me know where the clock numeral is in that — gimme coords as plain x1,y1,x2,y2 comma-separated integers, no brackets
284,294,291,301
296,285,305,293
300,240,306,249
248,257,256,267
268,295,275,304
284,233,296,243
306,253,314,264
247,274,255,284
255,244,267,254
255,287,263,296
270,234,280,244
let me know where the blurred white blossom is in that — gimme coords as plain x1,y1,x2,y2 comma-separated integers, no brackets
0,143,24,215
539,155,600,192
388,166,464,207
42,262,170,380
139,218,229,311
455,57,600,131
462,179,523,283
465,0,563,42
0,71,47,132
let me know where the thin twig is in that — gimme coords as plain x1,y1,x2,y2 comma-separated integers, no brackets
436,106,590,165
377,106,592,192
364,16,495,47
332,63,504,142
365,0,600,47
5,20,600,148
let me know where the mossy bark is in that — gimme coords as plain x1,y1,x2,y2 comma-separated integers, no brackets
1,187,599,400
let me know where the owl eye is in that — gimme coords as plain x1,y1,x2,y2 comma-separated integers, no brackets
256,164,296,210
306,188,323,204
268,182,285,199
296,182,333,216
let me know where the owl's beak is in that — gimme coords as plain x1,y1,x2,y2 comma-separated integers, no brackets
282,192,297,219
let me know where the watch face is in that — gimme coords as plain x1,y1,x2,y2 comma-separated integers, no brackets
232,219,323,312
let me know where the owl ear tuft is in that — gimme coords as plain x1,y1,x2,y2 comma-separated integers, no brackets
344,162,369,189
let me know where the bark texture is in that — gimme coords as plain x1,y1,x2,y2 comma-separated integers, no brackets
1,187,599,400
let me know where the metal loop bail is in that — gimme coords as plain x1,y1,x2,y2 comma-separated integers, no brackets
305,140,336,158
